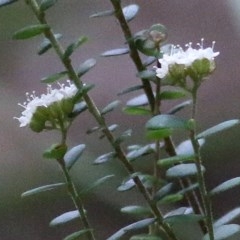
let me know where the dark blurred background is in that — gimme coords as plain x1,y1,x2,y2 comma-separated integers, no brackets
1,0,240,239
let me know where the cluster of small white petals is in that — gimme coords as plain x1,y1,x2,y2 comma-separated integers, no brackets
156,39,220,78
15,80,78,127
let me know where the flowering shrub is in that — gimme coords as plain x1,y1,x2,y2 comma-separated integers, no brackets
2,0,240,240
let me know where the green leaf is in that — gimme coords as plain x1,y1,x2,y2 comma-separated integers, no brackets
135,38,159,57
41,71,68,83
160,90,186,100
210,177,240,196
40,0,57,11
127,145,153,161
167,100,192,114
166,163,205,178
80,175,114,196
203,224,240,240
50,210,80,226
0,0,17,7
123,106,151,116
69,102,88,118
197,119,240,139
43,143,67,159
89,9,114,18
214,208,240,228
122,4,140,22
153,183,174,201
136,70,156,79
146,128,172,140
64,36,88,59
176,139,205,156
93,152,116,165
78,58,97,77
164,214,203,224
114,129,132,144
118,85,143,96
38,33,62,55
21,183,65,198
64,229,93,240
126,94,149,107
107,218,155,240
101,48,129,57
13,24,49,40
64,144,86,170
158,154,196,167
121,205,152,217
158,193,183,204
101,100,121,115
130,234,162,240
143,56,157,67
146,114,189,130
177,183,199,195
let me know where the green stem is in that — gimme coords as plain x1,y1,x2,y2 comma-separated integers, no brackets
25,1,179,239
190,88,214,240
57,158,95,240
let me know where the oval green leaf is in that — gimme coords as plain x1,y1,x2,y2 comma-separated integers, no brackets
167,100,192,114
43,143,67,159
41,71,68,83
127,145,153,161
123,106,151,116
210,177,240,196
158,154,196,167
78,58,97,77
146,128,172,140
93,152,116,165
50,210,80,226
164,214,203,224
101,100,121,115
121,205,152,217
38,33,62,55
101,48,129,57
203,224,240,240
21,183,65,198
126,94,149,107
64,144,86,170
136,70,156,79
166,163,205,178
146,114,189,130
158,193,183,204
64,229,93,240
13,24,49,40
0,0,17,7
89,9,114,18
197,119,240,139
118,85,143,96
160,90,186,100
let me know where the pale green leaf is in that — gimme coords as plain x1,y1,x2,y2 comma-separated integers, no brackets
64,229,93,240
122,4,140,22
49,210,80,226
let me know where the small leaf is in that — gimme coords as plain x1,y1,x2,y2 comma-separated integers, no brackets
197,119,240,139
146,128,172,140
118,85,143,96
123,106,151,116
153,183,174,201
13,24,49,40
164,214,203,224
176,139,205,156
69,102,88,118
160,90,186,100
40,0,57,11
158,154,196,167
203,224,240,240
41,71,68,83
50,210,80,226
158,193,183,204
93,152,116,165
89,9,114,18
214,208,240,228
64,144,86,170
0,0,17,7
126,94,149,107
80,175,114,197
107,218,155,240
78,58,97,77
143,56,157,67
130,234,162,240
64,229,93,240
114,129,132,144
177,183,199,195
127,145,153,161
21,183,65,198
121,205,152,217
167,100,192,114
101,48,129,57
38,33,62,55
136,70,156,79
64,36,88,59
43,143,67,159
101,100,121,115
166,163,205,178
122,4,140,22
210,177,240,196
146,114,189,130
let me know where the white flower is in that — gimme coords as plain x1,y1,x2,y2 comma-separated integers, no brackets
14,80,78,127
156,39,220,79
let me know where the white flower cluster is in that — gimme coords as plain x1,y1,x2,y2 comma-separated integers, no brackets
156,39,220,79
15,80,78,127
